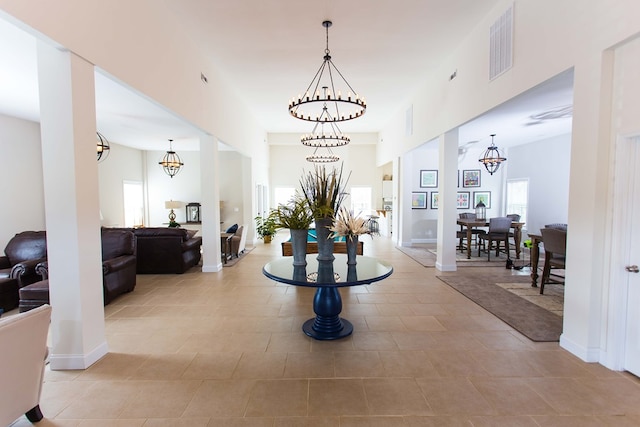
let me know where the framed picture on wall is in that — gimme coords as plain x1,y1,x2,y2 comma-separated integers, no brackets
431,192,439,209
412,192,428,209
462,169,481,187
457,191,471,209
473,191,491,209
420,170,438,188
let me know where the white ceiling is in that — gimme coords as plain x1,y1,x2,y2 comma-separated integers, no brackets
0,1,573,153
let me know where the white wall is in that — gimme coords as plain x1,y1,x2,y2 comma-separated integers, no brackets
0,113,45,245
268,133,381,216
97,142,143,227
507,134,571,235
219,150,247,229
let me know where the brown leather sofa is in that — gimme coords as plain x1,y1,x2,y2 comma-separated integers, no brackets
0,231,47,289
20,229,137,310
132,227,202,274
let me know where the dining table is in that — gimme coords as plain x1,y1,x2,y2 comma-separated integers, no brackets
457,218,525,260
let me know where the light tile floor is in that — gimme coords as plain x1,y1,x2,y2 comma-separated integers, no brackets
10,235,640,426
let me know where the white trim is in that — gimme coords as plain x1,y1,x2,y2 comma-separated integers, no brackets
49,340,108,370
559,334,600,362
435,262,457,271
202,262,223,273
604,133,639,370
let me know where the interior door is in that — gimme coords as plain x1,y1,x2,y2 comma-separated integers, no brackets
624,140,640,376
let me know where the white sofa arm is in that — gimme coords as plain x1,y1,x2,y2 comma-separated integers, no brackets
0,304,51,425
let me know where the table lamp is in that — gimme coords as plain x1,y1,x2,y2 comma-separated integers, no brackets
165,200,182,227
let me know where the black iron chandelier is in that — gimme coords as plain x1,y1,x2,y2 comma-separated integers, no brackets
305,146,340,163
288,20,366,124
159,139,184,178
478,134,507,175
96,132,110,162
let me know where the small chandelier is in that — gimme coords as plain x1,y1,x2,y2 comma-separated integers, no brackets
96,132,110,162
288,20,366,123
479,134,507,175
306,146,340,163
159,139,184,178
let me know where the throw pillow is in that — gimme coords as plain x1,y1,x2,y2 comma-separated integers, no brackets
226,224,238,234
185,229,198,240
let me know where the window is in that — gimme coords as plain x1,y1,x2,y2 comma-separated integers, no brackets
506,179,528,225
274,187,296,207
350,187,372,216
123,181,144,227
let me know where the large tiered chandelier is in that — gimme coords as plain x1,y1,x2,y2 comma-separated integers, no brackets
288,21,366,124
289,21,365,163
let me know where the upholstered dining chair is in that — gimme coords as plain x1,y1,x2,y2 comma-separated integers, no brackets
540,227,567,294
477,217,512,261
506,213,521,250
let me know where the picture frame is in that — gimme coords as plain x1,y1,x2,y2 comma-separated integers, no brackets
473,191,491,209
411,192,428,209
462,169,481,188
457,191,471,209
430,192,439,209
420,170,438,188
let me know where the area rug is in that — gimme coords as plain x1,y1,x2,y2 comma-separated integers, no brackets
436,273,563,342
396,244,526,268
223,247,254,267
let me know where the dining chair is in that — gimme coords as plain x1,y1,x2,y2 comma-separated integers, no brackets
457,212,480,252
506,213,521,250
540,227,567,294
477,217,512,261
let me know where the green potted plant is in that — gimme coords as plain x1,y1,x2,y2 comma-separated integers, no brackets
299,163,350,260
276,195,314,265
276,195,314,230
254,209,278,243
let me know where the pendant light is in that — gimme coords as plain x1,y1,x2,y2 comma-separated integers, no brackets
479,134,507,175
159,139,184,178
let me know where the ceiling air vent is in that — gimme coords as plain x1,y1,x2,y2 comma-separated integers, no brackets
489,4,514,80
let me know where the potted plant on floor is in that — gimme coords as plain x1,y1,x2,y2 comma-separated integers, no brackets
300,163,350,260
276,195,314,265
254,209,278,243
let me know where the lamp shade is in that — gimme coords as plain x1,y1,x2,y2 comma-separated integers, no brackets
165,200,181,209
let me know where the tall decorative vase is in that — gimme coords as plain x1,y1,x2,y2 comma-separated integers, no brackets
290,228,308,266
346,235,359,265
314,217,335,261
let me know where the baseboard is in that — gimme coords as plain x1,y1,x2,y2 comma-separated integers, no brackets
202,263,223,273
435,262,457,271
412,238,437,244
49,340,109,370
559,333,601,363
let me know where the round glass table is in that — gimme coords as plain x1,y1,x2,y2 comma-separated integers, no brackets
263,254,393,340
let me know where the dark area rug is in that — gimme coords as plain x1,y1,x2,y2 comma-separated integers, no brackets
223,247,254,267
436,273,563,342
397,244,524,268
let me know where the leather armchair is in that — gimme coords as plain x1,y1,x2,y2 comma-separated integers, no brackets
28,229,137,307
101,229,137,304
0,231,47,288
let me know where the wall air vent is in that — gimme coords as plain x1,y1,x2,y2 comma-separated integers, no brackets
489,4,514,80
